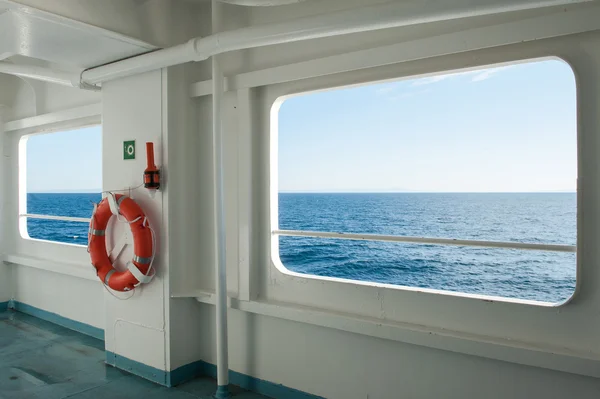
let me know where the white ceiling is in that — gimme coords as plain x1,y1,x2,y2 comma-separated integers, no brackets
0,1,157,70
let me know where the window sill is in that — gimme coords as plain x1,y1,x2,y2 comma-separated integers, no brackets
20,236,88,249
194,291,600,379
4,254,97,281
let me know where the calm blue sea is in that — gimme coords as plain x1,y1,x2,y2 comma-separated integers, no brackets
27,193,101,245
279,193,576,303
27,192,576,303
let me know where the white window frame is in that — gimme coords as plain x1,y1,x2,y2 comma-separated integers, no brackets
271,56,577,305
18,124,101,247
271,57,577,305
1,104,101,280
4,103,102,248
183,7,600,378
259,47,599,377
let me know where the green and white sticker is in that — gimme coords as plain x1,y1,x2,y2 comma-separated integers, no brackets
123,140,135,160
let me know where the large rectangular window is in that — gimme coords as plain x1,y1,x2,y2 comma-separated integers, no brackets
20,125,102,245
273,59,577,304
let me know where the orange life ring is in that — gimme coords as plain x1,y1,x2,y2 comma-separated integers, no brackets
88,194,154,292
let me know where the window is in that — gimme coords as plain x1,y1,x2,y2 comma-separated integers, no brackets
20,125,102,245
273,59,576,304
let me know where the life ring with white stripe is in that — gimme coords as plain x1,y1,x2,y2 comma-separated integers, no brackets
88,194,155,291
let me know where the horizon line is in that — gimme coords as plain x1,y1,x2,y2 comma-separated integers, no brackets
28,190,101,194
279,190,576,194
27,190,577,194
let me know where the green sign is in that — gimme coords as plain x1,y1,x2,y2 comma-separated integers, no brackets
123,140,135,160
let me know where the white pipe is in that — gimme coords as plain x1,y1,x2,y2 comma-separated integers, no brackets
218,0,306,5
212,1,230,398
81,43,196,87
274,230,577,253
192,0,586,59
80,0,591,85
0,62,97,90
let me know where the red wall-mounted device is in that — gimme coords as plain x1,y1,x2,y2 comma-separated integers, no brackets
144,142,160,190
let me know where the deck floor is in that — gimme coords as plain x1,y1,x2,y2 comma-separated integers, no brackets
0,310,268,399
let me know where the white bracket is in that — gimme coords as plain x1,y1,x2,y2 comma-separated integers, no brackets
108,230,131,264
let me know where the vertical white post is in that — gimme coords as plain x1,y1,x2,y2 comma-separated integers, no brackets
212,1,230,398
0,107,5,260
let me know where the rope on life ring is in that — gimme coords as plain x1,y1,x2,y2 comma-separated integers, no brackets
88,193,155,292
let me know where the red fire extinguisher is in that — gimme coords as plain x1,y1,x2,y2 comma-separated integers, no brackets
144,142,160,190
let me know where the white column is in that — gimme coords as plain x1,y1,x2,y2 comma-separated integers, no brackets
212,0,230,397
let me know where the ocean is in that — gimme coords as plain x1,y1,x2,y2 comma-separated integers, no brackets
27,192,576,303
278,193,576,303
27,193,101,244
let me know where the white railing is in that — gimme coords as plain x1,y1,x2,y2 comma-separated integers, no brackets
273,229,576,253
19,214,91,223
18,218,576,252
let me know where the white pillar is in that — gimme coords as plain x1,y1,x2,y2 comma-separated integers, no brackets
212,0,230,397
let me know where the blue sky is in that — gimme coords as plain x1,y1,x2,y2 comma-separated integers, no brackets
26,59,576,193
27,125,102,193
278,59,577,192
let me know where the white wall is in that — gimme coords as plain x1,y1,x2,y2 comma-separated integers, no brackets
163,62,218,370
0,105,12,304
166,63,214,299
101,70,171,370
0,263,10,304
174,3,600,398
2,2,600,398
0,73,104,325
12,267,103,328
197,303,600,399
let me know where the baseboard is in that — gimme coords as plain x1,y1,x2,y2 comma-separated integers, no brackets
106,351,169,386
7,300,104,341
185,361,325,399
7,301,321,398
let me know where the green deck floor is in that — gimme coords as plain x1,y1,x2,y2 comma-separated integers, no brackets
0,310,268,399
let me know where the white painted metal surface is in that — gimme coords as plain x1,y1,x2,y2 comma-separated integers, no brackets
0,62,79,88
4,253,97,281
81,43,197,86
20,214,91,223
0,1,156,69
101,70,168,371
3,104,101,134
189,4,600,97
80,0,591,85
1,68,104,330
3,1,600,398
236,88,253,302
274,229,576,253
2,0,592,88
193,293,600,378
256,26,599,398
212,0,230,393
5,0,206,49
218,0,306,5
0,111,9,304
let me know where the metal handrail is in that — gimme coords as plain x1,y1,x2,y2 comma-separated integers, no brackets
16,219,577,252
19,214,91,223
273,229,576,253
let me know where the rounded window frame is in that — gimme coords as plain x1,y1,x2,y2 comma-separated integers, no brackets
269,55,579,308
18,123,102,248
